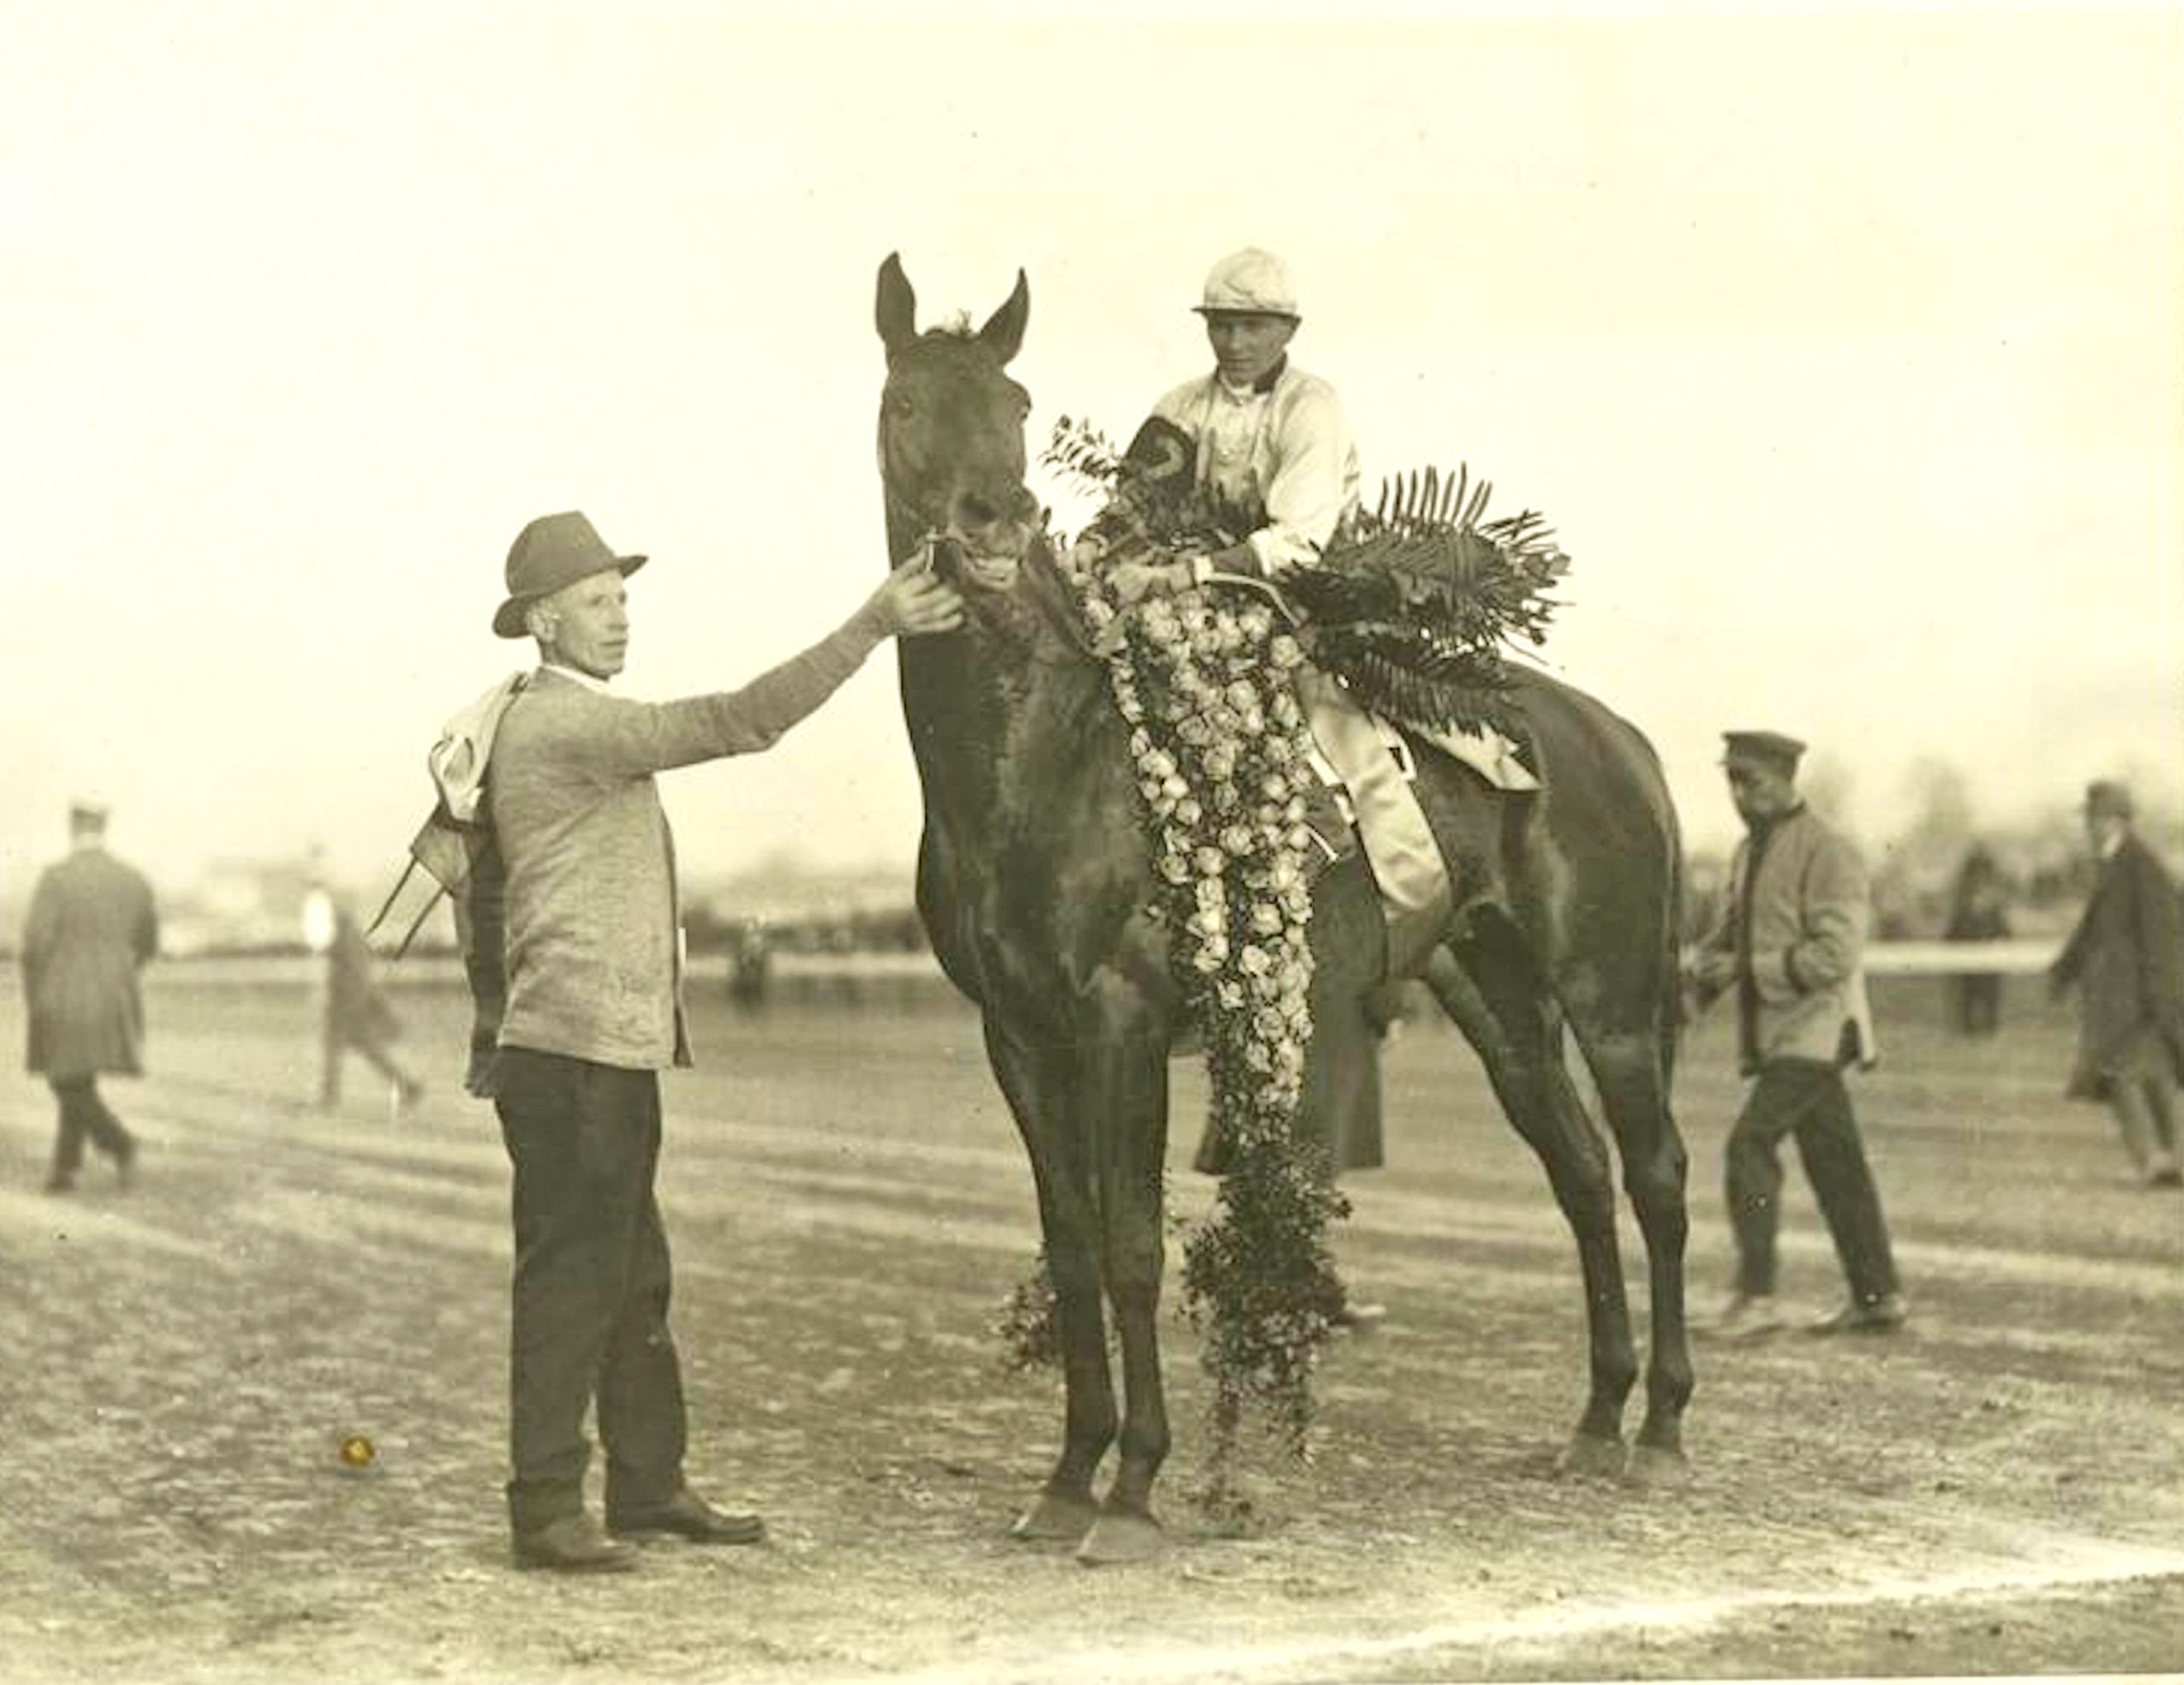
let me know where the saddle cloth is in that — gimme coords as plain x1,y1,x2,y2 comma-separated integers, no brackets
1297,671,1537,980
1409,719,1541,794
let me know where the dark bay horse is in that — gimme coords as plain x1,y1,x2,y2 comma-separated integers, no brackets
874,254,1692,1563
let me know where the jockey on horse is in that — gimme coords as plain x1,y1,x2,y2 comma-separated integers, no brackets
1116,246,1359,596
1108,248,1534,1204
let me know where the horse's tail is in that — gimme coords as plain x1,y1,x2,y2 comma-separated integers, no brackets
1658,790,1685,1090
1629,713,1688,1094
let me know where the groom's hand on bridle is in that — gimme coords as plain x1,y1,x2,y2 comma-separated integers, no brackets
870,566,965,637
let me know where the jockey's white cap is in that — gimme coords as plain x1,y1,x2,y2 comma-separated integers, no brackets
1194,248,1300,319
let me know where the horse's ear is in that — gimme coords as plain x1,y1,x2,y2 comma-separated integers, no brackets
876,252,918,357
977,269,1029,366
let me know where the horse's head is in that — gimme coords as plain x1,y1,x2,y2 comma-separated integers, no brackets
875,254,1044,591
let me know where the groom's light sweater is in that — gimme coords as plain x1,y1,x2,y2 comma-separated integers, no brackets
489,609,888,1070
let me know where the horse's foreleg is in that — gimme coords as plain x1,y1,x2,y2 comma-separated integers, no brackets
1077,1033,1171,1566
1434,938,1638,1475
1577,1025,1694,1478
984,1018,1114,1540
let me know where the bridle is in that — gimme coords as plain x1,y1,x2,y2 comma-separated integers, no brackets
881,471,1025,593
880,464,1120,663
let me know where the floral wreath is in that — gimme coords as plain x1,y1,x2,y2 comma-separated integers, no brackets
999,416,1567,1506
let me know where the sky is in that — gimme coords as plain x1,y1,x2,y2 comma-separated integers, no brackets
2,2,2178,909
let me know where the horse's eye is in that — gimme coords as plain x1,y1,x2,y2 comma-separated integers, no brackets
886,392,915,419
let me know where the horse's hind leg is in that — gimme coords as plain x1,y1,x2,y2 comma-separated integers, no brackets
983,1017,1114,1541
1432,925,1638,1476
1569,1018,1693,1480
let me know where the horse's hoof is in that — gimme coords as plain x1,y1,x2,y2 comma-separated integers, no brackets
1011,1490,1099,1544
1075,1508,1163,1566
1556,1433,1627,1480
1624,1443,1691,1488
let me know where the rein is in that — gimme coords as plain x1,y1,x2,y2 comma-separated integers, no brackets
882,478,941,570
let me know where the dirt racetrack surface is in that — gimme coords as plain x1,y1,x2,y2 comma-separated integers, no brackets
1,966,2178,1683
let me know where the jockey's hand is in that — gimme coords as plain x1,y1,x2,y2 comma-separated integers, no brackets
1110,558,1193,606
1687,950,1736,995
867,567,966,637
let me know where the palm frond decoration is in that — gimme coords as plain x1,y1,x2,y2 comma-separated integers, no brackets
1285,466,1569,734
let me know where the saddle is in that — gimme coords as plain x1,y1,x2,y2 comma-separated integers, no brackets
1297,671,1537,981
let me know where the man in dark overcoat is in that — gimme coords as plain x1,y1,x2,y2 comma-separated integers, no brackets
21,801,158,1192
2049,780,2184,1186
1686,732,1905,1340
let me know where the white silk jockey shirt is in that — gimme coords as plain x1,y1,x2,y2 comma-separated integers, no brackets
1151,359,1362,575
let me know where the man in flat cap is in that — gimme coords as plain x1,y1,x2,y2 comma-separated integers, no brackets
1686,731,1906,1339
2049,780,2184,1186
21,801,158,1193
467,510,961,1572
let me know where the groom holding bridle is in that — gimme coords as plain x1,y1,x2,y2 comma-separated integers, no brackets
475,510,960,1572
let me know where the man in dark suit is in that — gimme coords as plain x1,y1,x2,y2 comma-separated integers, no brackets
1685,732,1905,1341
21,801,158,1193
2050,780,2184,1187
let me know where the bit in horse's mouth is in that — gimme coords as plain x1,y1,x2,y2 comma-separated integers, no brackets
941,526,1032,591
956,551,1022,590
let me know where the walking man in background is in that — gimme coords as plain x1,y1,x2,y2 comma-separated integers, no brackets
470,510,960,1573
1686,732,1906,1340
2049,780,2184,1187
302,857,426,1117
1944,842,2011,1037
21,801,157,1194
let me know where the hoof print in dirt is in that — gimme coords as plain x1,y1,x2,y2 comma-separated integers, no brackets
1075,1509,1163,1566
1011,1490,1100,1544
1556,1434,1629,1480
1623,1443,1691,1488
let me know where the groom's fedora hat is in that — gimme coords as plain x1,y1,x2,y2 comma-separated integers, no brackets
493,511,647,638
